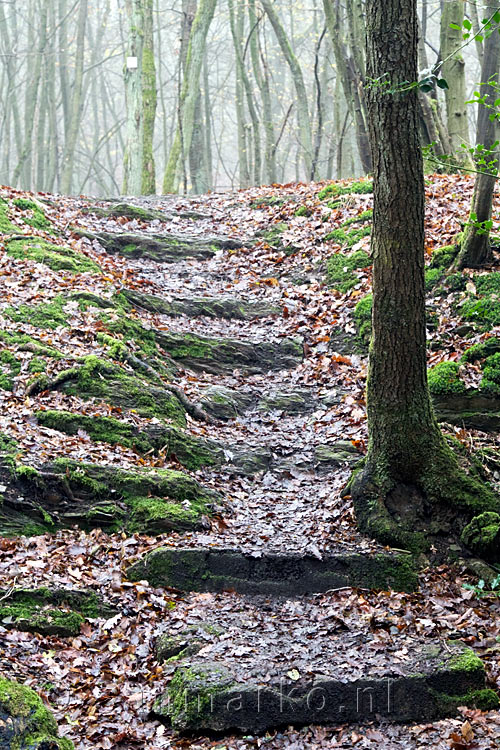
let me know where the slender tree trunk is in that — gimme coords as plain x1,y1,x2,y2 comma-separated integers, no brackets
351,0,497,554
440,0,473,162
163,0,217,193
61,0,88,195
249,0,276,184
455,17,500,269
260,0,313,179
123,0,157,195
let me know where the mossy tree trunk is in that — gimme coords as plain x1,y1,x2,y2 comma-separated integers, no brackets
455,14,500,269
122,0,157,195
352,0,499,555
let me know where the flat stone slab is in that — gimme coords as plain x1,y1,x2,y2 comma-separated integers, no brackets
127,547,418,594
154,632,492,733
156,331,303,375
122,289,280,320
433,392,500,432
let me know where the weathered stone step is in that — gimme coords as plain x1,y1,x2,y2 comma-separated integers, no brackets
122,288,280,320
198,384,345,419
0,587,116,637
153,618,496,733
76,228,246,263
433,392,500,432
155,331,303,375
127,546,418,594
0,458,221,537
81,200,207,223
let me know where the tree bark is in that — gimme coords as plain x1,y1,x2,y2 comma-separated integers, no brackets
351,0,498,556
455,15,500,269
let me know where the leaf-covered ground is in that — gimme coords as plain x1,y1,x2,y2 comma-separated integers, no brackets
0,174,499,748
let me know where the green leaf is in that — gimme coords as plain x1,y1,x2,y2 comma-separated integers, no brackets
463,19,472,30
476,34,484,43
449,22,462,29
437,78,449,89
494,11,500,23
463,32,471,40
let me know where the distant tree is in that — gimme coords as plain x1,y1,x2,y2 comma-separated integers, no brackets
455,13,500,269
351,0,499,557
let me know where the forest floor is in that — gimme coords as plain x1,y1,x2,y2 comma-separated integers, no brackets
0,174,499,749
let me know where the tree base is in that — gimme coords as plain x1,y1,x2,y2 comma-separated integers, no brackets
350,441,500,562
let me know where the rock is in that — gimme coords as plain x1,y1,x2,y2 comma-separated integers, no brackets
75,228,246,263
199,386,255,420
224,447,272,475
121,289,280,320
0,676,73,748
156,331,303,375
153,641,494,733
0,587,116,637
1,459,220,536
127,546,418,594
314,441,362,471
433,392,500,431
155,623,223,663
461,512,500,562
258,388,313,414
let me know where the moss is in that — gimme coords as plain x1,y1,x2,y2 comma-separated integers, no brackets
474,271,500,295
461,512,500,560
0,675,73,749
127,496,202,532
460,297,500,329
259,222,289,246
96,332,128,360
318,179,373,200
6,238,101,274
5,294,68,330
27,356,47,374
431,688,499,714
0,350,21,390
342,209,373,227
55,356,185,424
12,197,51,230
324,224,371,247
159,664,235,729
294,205,311,217
70,292,115,311
36,410,150,453
98,312,157,357
425,267,443,291
0,599,84,636
482,352,500,394
0,196,18,233
250,195,285,208
326,250,371,293
428,362,466,396
163,332,215,360
447,648,484,674
429,244,458,269
0,330,62,359
354,294,373,345
461,339,500,363
0,432,18,454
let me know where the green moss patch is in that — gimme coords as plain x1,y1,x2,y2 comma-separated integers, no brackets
461,512,500,561
354,294,372,346
6,238,101,274
318,180,373,201
324,224,371,248
0,197,18,234
482,352,500,394
5,295,68,330
326,250,371,293
12,198,51,230
460,297,500,329
0,675,74,749
430,245,458,269
428,362,466,396
0,350,21,390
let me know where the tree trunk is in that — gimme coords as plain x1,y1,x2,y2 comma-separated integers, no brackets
351,0,498,556
61,0,88,195
440,0,473,163
455,14,500,269
122,0,157,195
163,0,217,193
248,0,276,184
260,0,313,179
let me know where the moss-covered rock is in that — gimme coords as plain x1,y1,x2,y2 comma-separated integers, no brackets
38,357,186,425
428,362,466,396
0,587,115,637
156,331,303,375
461,512,500,561
0,676,73,749
121,288,279,320
318,179,373,201
198,385,255,420
326,250,371,293
481,352,500,395
12,198,51,230
6,238,101,274
5,295,68,330
430,245,458,269
314,441,362,471
0,350,21,391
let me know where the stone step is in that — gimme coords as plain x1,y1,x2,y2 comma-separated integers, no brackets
76,228,246,263
122,288,280,320
156,331,303,375
127,546,418,594
151,599,496,733
198,385,345,420
433,392,500,432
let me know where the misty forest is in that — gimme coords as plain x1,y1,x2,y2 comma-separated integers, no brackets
1,0,500,748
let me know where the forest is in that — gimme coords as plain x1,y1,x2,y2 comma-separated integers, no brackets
1,0,500,749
